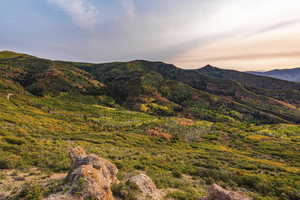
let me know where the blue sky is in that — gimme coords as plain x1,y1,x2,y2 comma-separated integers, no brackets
1,0,300,70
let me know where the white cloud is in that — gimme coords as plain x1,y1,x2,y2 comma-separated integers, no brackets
48,0,98,30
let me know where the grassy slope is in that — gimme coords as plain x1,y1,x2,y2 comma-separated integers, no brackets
0,55,105,96
0,91,299,200
0,52,299,199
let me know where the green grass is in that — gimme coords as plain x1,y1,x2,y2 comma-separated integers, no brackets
0,92,299,200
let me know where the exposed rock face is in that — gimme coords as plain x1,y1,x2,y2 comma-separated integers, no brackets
45,147,118,200
201,184,252,200
128,174,162,200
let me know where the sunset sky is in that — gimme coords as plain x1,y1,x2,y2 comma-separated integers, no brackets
1,0,300,71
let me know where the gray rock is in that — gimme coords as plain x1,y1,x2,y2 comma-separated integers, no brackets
128,174,162,200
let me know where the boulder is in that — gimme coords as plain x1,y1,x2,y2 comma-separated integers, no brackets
45,147,118,200
201,184,252,200
127,174,162,200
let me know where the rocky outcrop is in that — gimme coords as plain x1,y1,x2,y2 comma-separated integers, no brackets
201,184,252,200
45,147,118,200
127,174,162,200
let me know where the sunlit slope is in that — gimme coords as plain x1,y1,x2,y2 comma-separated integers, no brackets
0,91,299,199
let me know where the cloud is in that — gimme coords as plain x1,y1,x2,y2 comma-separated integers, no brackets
4,0,300,70
186,51,300,63
48,0,98,30
252,19,300,36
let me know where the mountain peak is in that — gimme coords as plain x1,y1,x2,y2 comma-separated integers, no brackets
200,64,219,71
250,67,300,82
203,64,215,68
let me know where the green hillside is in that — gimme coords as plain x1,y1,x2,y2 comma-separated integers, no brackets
198,65,300,106
0,51,299,200
81,60,300,123
2,51,300,124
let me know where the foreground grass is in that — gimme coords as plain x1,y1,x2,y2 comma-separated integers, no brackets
0,92,299,200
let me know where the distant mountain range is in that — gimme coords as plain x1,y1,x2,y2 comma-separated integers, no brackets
248,67,300,82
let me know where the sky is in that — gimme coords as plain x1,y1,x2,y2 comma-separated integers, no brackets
1,0,300,71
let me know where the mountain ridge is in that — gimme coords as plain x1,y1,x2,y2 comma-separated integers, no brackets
1,51,300,124
248,67,300,82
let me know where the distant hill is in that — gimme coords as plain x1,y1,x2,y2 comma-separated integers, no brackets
248,67,300,82
2,50,300,124
197,65,300,106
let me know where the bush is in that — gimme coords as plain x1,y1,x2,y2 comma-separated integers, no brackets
112,181,140,200
14,183,44,200
0,153,23,169
172,170,183,178
167,190,199,200
3,136,25,145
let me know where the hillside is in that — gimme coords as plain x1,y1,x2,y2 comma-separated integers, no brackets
2,51,300,124
0,81,299,200
0,51,299,200
249,67,300,82
197,65,300,109
81,61,300,123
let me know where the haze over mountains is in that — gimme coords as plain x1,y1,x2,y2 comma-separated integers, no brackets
248,68,300,82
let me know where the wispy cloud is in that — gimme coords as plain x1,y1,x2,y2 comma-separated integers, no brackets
253,19,300,36
48,0,98,30
3,0,300,70
187,51,300,63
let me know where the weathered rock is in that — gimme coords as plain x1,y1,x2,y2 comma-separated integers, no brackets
127,174,162,200
45,147,118,200
201,184,252,200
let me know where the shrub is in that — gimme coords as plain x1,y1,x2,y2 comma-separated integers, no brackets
167,190,199,200
3,136,25,145
0,153,23,169
172,170,183,178
15,183,44,200
112,181,140,200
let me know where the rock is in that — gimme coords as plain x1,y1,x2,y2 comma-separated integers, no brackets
201,184,252,200
45,147,118,200
127,174,162,200
0,193,8,200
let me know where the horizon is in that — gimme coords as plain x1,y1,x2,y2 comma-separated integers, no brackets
1,49,299,73
1,0,300,71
